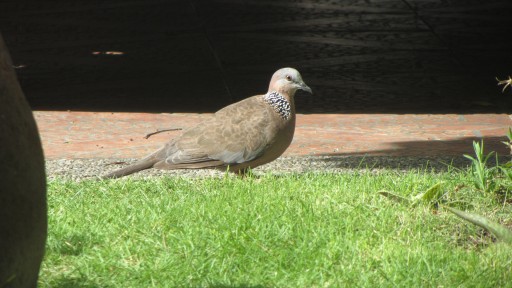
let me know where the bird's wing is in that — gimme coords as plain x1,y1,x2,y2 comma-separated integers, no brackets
162,96,274,165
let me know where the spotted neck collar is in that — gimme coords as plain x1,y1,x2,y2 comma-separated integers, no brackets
263,91,291,120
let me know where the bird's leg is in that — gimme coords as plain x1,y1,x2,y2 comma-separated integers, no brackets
235,167,258,178
144,128,182,139
236,168,250,177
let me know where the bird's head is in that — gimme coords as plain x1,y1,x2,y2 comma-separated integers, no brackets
268,67,312,96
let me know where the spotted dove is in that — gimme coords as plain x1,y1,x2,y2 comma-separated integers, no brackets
102,67,312,178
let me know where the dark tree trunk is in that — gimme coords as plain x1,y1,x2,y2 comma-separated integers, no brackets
0,32,47,287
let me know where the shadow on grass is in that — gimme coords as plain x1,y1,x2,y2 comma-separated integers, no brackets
47,232,101,256
312,136,510,171
48,277,112,288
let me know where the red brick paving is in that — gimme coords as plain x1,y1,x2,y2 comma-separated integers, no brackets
35,112,512,160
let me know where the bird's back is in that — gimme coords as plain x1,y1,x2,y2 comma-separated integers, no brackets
156,94,292,170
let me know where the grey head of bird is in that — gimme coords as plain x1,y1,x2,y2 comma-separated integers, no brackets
268,67,312,96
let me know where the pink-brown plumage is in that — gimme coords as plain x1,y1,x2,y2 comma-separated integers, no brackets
103,67,312,178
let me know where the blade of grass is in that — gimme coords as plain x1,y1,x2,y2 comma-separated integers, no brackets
378,191,411,204
444,206,512,244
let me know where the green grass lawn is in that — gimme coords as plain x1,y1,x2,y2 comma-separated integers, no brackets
40,170,512,287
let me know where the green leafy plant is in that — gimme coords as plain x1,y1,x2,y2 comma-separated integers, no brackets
379,182,445,207
496,128,512,204
463,140,496,193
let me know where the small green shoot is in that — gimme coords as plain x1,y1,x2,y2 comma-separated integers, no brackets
505,127,512,142
499,165,512,182
501,127,512,155
463,140,496,193
444,206,512,244
411,181,444,203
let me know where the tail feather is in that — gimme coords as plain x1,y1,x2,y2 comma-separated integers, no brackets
102,158,157,179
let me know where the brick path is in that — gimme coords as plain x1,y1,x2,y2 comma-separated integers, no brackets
36,111,511,160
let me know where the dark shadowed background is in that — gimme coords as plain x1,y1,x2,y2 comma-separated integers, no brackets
1,0,511,114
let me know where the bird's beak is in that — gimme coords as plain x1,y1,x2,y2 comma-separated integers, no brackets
299,83,313,94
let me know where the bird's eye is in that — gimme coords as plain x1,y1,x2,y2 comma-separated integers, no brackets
285,75,292,81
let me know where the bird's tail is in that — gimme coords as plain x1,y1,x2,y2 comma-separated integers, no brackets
101,157,158,179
